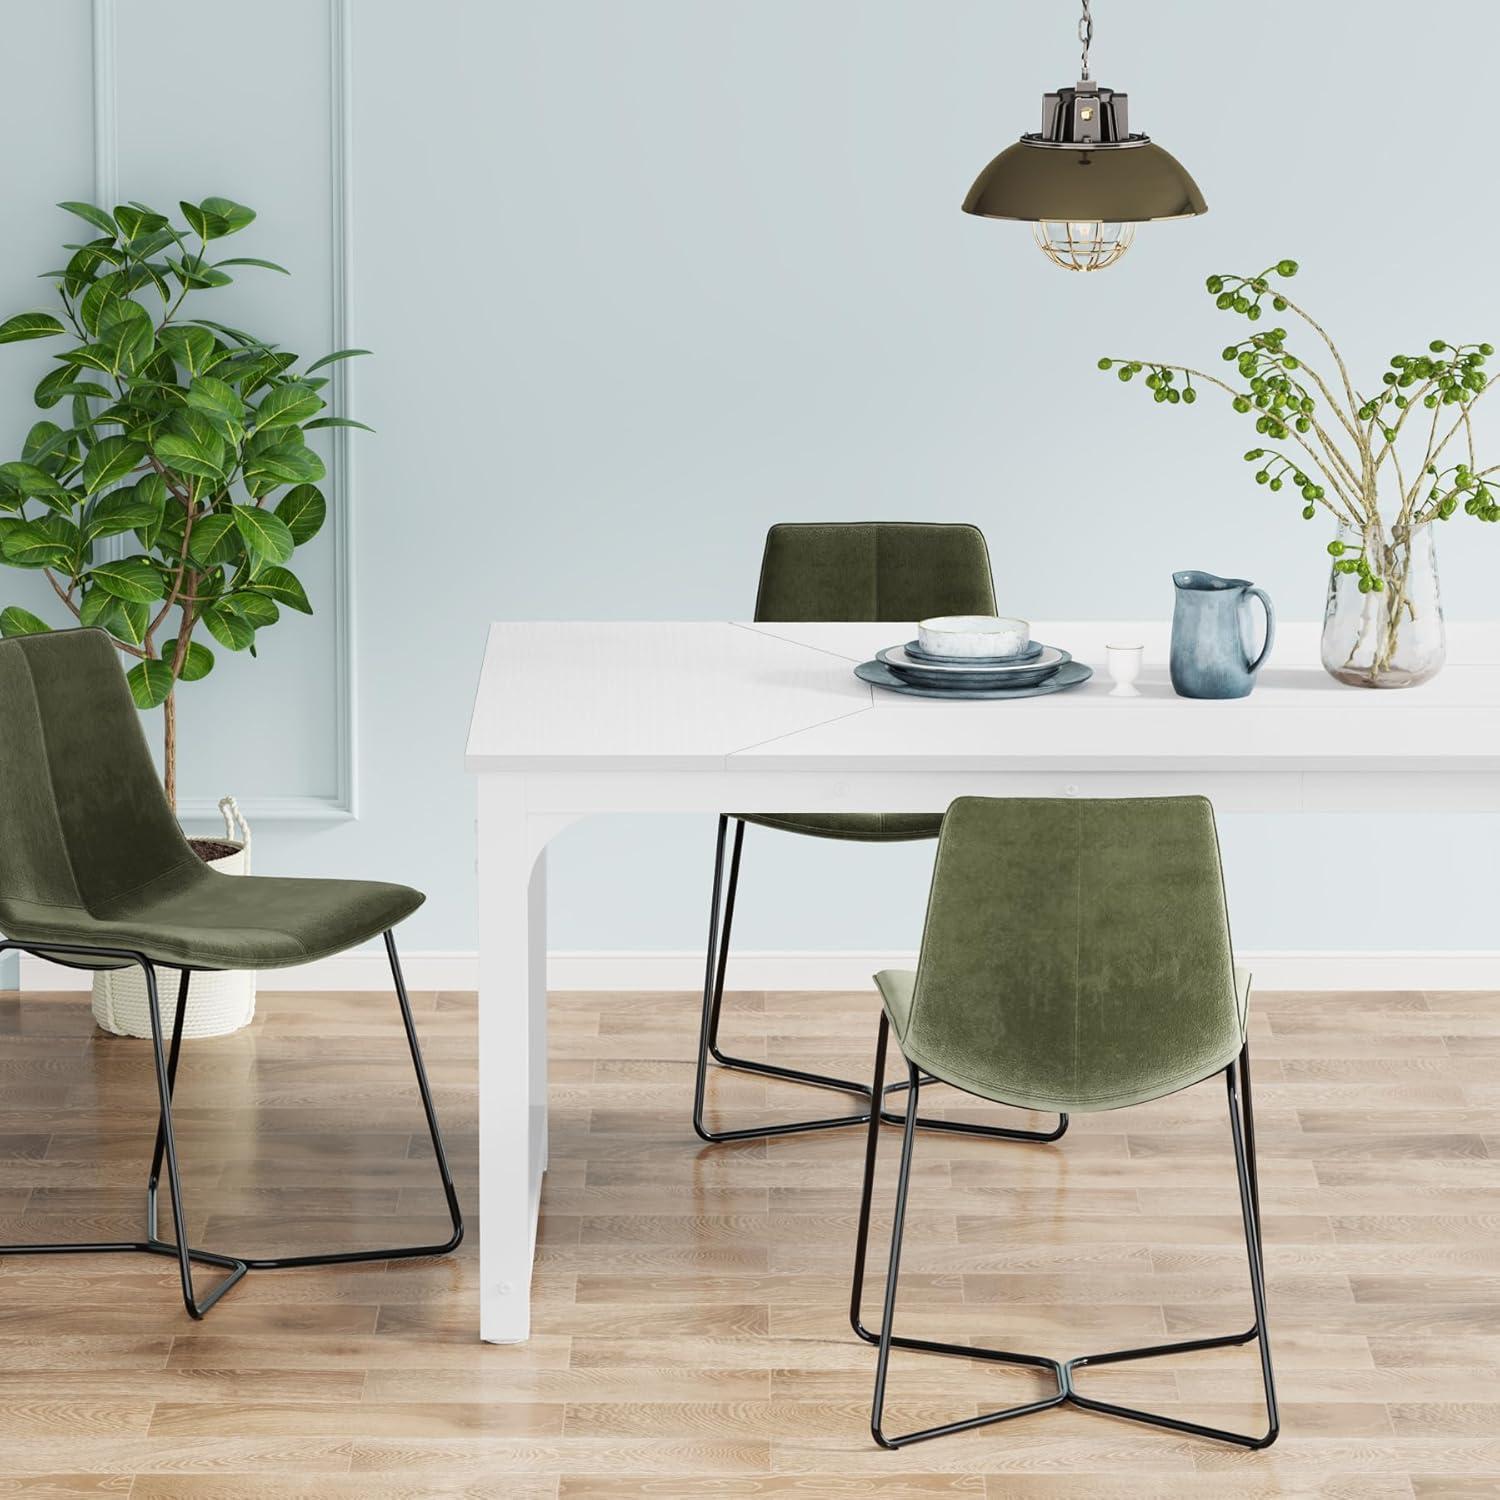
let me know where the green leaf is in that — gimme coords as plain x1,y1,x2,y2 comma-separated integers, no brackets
199,197,255,233
222,352,285,399
127,473,170,547
157,325,221,377
90,556,164,603
248,565,311,614
0,311,66,344
275,484,326,545
0,461,72,503
179,198,252,243
224,592,278,628
35,365,110,409
253,383,324,431
61,239,120,297
80,588,149,646
83,486,164,543
1,517,77,570
154,411,227,482
186,317,265,348
58,200,118,236
97,313,154,375
57,344,115,374
79,272,126,335
127,658,175,708
243,441,325,495
82,435,147,495
304,347,371,374
23,420,74,471
162,637,214,682
168,253,233,288
304,415,374,432
230,503,295,564
200,601,255,651
0,606,52,637
185,512,238,566
111,203,169,242
97,290,152,336
214,256,288,274
184,375,245,432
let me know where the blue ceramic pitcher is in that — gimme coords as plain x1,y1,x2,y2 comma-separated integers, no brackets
1170,571,1275,699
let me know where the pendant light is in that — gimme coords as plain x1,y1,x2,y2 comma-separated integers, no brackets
962,0,1206,271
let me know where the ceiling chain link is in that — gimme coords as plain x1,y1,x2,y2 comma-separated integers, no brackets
1078,0,1094,79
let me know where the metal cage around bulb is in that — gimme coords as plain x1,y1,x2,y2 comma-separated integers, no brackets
1033,219,1135,271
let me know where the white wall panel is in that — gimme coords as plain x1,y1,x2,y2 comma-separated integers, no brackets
1,1,1497,982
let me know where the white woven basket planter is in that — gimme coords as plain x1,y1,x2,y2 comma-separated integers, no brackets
91,798,257,1040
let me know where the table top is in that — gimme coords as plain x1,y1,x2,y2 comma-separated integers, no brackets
465,620,1500,774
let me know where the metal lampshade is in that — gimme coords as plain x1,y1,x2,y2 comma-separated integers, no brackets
964,4,1207,270
963,137,1207,225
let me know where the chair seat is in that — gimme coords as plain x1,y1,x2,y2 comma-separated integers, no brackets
735,812,944,843
1,867,423,972
873,965,1253,1115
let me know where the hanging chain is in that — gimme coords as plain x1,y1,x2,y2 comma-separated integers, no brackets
1078,0,1094,79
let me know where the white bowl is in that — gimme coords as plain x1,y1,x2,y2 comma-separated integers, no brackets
917,615,1031,660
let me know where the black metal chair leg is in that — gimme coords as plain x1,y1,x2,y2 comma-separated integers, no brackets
138,957,249,1318
852,1035,1278,1451
1065,1053,1278,1448
693,818,1069,1146
145,967,191,1242
859,1032,1066,1448
0,942,248,1318
234,930,464,1269
0,933,462,1318
694,817,871,1142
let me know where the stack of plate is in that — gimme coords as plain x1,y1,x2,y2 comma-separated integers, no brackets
854,636,1093,700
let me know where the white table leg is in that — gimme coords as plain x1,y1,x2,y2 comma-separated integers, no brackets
476,777,553,1343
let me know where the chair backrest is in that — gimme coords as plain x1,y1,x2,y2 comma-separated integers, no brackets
754,523,996,622
902,796,1242,1113
0,630,197,925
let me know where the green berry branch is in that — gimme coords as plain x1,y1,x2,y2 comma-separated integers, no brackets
1097,259,1497,673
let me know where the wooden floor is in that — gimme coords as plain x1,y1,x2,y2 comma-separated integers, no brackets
0,984,1496,1498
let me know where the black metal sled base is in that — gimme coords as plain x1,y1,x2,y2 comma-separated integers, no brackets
850,1016,1278,1451
0,931,463,1320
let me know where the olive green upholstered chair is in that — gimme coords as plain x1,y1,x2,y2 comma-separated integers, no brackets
694,522,1065,1149
0,629,462,1319
850,796,1276,1452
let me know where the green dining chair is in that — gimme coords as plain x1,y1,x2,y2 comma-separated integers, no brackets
693,522,1067,1149
0,629,462,1319
850,796,1277,1451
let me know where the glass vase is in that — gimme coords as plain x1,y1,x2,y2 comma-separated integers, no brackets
1320,521,1445,688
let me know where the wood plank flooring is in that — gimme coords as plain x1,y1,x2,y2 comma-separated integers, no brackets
0,983,1496,1497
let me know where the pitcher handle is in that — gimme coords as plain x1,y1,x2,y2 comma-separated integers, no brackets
1245,587,1276,674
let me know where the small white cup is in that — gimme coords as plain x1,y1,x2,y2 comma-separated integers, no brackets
1106,643,1144,698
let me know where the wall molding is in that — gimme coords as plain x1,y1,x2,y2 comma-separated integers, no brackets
86,0,358,823
183,0,358,822
91,0,118,209
17,948,1500,994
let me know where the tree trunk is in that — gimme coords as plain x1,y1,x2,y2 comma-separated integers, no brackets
163,689,177,812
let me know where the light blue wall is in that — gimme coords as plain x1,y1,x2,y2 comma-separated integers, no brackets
2,1,1496,990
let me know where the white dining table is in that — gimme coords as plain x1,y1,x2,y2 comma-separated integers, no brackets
464,618,1500,1342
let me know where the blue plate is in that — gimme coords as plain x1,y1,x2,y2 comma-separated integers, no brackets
879,643,1069,689
855,658,1093,700
904,638,1043,666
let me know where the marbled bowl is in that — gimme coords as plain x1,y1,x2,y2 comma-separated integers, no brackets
916,615,1030,660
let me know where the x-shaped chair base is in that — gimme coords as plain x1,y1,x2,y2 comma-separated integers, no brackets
0,932,463,1319
851,1015,1279,1451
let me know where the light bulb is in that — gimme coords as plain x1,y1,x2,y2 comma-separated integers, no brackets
1033,219,1135,271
